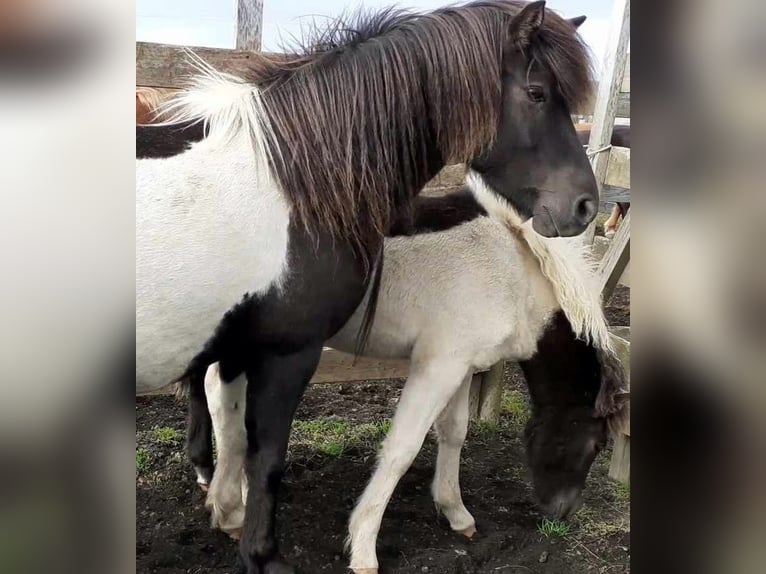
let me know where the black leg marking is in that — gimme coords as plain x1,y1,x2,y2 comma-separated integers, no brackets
239,345,324,574
186,365,214,487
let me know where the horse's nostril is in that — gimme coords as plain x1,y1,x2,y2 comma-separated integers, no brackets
573,195,597,225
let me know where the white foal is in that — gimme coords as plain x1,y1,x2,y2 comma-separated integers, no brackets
202,174,612,573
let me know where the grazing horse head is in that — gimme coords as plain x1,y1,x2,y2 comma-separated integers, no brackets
521,315,630,519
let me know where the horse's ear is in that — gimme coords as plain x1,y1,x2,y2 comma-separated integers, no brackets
509,1,546,47
568,15,587,29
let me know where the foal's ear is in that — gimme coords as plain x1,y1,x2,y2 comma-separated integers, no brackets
509,1,546,47
568,15,587,29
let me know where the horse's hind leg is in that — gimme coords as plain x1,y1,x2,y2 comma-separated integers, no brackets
186,364,214,490
432,373,476,538
204,363,248,538
347,358,470,574
240,344,323,574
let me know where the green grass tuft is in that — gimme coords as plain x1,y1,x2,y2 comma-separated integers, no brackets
501,390,529,425
319,440,346,457
291,417,391,457
615,481,630,499
151,426,184,444
538,518,571,538
136,448,150,473
474,419,501,435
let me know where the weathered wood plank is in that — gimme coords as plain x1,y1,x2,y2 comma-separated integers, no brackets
478,362,505,422
592,236,630,287
236,0,264,51
136,41,629,117
584,0,631,244
136,42,264,88
605,147,630,189
621,59,630,93
309,349,411,384
607,329,630,483
596,211,630,303
600,184,630,205
609,434,630,483
468,371,483,419
137,350,490,396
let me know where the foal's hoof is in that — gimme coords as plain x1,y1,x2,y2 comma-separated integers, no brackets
226,527,242,541
457,524,477,539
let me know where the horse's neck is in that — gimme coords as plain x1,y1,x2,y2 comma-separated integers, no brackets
520,312,601,408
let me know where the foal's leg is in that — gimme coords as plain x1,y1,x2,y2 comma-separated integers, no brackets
186,365,214,490
204,363,248,538
240,344,323,574
432,373,476,537
347,358,470,574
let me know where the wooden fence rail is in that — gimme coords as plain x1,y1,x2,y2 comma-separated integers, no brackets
136,41,630,118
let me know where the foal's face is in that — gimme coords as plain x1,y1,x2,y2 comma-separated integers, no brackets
524,407,608,519
470,9,598,237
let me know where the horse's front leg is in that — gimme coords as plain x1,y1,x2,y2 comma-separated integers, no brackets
347,357,470,574
240,344,323,574
432,372,476,538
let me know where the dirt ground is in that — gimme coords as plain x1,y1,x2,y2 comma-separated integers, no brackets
137,288,630,574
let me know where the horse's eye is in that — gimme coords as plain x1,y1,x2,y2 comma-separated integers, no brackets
527,86,546,103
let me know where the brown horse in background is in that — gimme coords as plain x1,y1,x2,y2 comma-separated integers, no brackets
136,87,175,124
576,123,631,236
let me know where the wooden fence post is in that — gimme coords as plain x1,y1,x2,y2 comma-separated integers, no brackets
584,0,630,244
477,361,505,422
236,0,264,51
607,330,631,483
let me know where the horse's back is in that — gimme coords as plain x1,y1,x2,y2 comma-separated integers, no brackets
329,217,559,363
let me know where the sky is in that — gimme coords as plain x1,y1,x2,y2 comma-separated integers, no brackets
136,0,616,70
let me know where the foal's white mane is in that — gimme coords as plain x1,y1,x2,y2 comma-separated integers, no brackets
467,171,613,352
154,51,281,169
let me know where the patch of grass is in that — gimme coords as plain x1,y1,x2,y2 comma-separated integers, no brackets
501,389,529,425
474,419,501,435
292,417,391,457
570,505,626,540
151,426,184,444
136,448,150,474
538,518,571,538
615,481,630,500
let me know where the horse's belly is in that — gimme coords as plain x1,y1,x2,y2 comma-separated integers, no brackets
135,151,290,392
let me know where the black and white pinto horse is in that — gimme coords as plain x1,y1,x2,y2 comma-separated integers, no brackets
193,178,629,573
136,2,597,572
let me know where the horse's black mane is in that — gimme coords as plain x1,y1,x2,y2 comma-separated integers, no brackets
240,1,594,256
